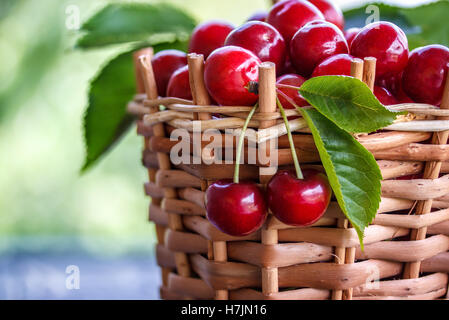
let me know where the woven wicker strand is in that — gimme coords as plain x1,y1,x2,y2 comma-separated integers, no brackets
403,72,449,280
132,47,449,300
342,58,366,300
139,53,192,286
133,48,173,290
187,53,230,300
138,102,449,133
258,62,280,297
331,58,364,300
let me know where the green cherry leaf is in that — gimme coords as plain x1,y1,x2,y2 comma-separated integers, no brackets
76,3,196,49
300,107,382,248
299,76,400,133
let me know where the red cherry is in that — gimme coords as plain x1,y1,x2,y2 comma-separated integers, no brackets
204,46,261,106
377,72,414,103
395,87,414,103
267,169,332,226
276,74,308,109
290,20,349,77
206,180,267,236
267,0,325,43
166,66,192,100
376,72,400,95
247,11,267,22
402,45,449,106
374,86,399,106
151,50,187,97
396,174,422,180
350,21,409,78
282,54,297,75
189,21,234,59
225,21,286,73
307,0,344,30
311,53,354,77
344,27,360,48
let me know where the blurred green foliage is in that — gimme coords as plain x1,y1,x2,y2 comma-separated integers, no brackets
0,0,17,21
76,3,196,48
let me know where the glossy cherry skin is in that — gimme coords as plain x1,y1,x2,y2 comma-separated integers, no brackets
350,21,409,78
276,74,308,109
204,46,261,106
247,11,267,22
267,0,325,43
376,72,400,95
402,45,449,106
225,21,286,73
344,27,360,48
290,20,349,77
166,65,192,100
189,20,234,59
374,86,399,106
311,53,354,77
267,169,332,226
377,72,414,103
151,50,187,97
206,180,267,236
282,55,297,74
395,89,414,103
307,0,344,30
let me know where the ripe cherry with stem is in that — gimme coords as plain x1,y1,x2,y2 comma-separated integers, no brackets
205,103,267,236
266,88,332,226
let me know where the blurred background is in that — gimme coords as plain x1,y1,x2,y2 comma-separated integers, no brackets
0,0,435,299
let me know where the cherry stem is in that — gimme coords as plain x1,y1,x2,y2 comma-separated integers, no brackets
234,103,258,184
276,96,304,180
276,88,302,110
276,83,303,91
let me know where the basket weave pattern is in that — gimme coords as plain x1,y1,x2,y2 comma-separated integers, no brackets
130,49,449,300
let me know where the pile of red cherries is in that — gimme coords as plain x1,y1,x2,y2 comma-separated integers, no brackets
150,0,449,236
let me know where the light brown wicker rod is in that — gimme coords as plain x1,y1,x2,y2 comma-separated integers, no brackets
188,53,215,168
331,58,365,301
345,57,373,300
134,48,153,95
140,52,192,279
362,57,376,91
403,72,449,280
188,53,212,121
134,49,157,189
133,48,172,287
134,48,158,184
187,53,229,300
258,62,280,297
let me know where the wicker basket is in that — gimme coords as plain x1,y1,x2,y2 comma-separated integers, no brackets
129,47,449,300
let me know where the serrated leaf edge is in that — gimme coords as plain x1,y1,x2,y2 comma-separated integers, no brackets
81,47,139,172
300,108,383,249
299,76,400,133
